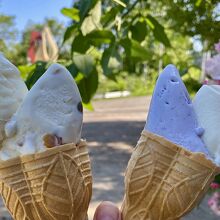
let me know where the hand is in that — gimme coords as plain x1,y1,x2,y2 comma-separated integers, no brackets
93,201,122,220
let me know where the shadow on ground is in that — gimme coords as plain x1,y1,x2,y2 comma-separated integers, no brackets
83,120,145,205
82,121,145,146
83,120,220,220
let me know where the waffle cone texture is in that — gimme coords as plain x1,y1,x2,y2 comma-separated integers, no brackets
121,130,220,220
0,140,92,220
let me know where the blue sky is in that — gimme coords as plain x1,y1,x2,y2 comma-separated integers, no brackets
0,0,73,31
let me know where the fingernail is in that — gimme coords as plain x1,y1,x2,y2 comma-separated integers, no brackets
95,201,119,220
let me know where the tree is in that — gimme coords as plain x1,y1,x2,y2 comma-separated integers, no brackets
163,0,220,49
58,0,220,105
15,0,220,107
0,14,18,54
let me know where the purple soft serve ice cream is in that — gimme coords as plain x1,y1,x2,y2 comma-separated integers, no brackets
145,64,209,155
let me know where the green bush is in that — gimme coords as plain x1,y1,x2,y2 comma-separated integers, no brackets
97,71,158,96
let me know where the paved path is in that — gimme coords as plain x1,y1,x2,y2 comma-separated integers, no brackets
0,96,219,220
84,97,149,219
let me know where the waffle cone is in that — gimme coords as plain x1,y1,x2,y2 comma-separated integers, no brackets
121,130,220,220
0,140,92,220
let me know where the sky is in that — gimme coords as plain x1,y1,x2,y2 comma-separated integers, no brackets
0,0,74,31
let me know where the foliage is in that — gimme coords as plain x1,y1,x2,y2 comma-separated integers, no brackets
0,14,18,55
97,72,151,96
58,0,219,105
0,14,17,40
1,18,67,65
2,0,220,106
97,65,202,98
163,0,220,49
182,66,202,97
58,0,175,104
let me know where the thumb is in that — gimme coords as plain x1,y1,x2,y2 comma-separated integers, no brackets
93,201,121,220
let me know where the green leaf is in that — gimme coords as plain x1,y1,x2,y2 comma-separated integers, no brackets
83,102,94,111
120,38,131,56
101,42,121,78
179,68,188,77
71,34,90,54
120,38,151,60
130,20,147,42
18,64,36,81
77,69,98,103
61,8,80,21
131,40,151,60
87,30,115,46
73,54,95,77
146,15,171,47
112,0,126,7
63,25,75,44
81,1,102,35
101,7,118,27
66,63,78,78
101,44,115,77
74,72,84,83
214,174,220,183
195,0,202,7
79,0,94,21
25,61,48,89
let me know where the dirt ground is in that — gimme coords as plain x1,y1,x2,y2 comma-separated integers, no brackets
0,96,219,220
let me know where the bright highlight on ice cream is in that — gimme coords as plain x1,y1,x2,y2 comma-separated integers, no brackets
0,63,83,160
145,64,209,155
0,53,28,144
193,85,220,165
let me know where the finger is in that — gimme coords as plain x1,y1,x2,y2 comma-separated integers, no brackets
93,201,121,220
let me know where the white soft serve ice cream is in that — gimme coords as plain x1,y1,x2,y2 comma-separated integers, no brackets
193,85,220,165
0,63,83,160
0,53,28,143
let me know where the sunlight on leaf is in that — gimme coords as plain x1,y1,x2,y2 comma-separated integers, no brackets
83,102,94,111
74,72,84,83
146,18,154,29
112,0,126,7
18,64,36,81
195,0,202,7
61,8,80,22
81,1,102,35
101,42,121,77
73,54,95,77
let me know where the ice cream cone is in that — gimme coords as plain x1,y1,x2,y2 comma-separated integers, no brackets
0,140,92,220
121,130,220,220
